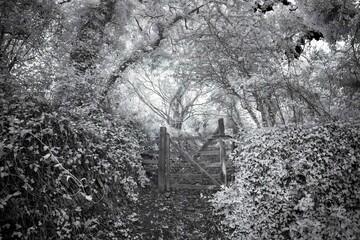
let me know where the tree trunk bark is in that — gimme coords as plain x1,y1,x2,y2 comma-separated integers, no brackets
70,0,116,74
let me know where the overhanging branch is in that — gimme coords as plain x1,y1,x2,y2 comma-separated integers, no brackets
100,4,204,102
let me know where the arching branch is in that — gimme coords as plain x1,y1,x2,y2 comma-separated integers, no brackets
100,4,204,102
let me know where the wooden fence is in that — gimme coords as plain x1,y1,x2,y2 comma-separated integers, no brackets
141,118,234,192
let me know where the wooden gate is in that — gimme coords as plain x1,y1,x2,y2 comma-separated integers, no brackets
141,118,234,192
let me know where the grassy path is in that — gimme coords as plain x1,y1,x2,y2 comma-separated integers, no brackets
129,178,228,239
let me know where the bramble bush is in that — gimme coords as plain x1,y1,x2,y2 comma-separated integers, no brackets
211,124,360,239
0,80,148,239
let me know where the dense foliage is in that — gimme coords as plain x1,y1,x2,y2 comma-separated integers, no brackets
212,123,360,239
0,80,148,239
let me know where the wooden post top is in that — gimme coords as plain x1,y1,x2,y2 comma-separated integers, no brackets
218,118,225,136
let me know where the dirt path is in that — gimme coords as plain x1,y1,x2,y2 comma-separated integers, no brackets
129,178,228,239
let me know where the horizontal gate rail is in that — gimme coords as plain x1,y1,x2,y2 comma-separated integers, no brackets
170,162,232,168
141,159,158,164
171,184,221,190
170,173,220,179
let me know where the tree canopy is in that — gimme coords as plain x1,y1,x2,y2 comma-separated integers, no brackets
2,0,359,129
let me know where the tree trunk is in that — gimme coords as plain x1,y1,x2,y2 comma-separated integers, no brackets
70,0,116,74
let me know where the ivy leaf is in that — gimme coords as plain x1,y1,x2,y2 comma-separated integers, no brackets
75,206,82,212
85,195,93,201
5,144,13,149
0,172,9,178
12,191,21,197
59,123,65,133
54,163,62,168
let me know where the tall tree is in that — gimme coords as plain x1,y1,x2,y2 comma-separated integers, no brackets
100,0,205,103
70,0,117,74
126,59,212,130
188,0,347,127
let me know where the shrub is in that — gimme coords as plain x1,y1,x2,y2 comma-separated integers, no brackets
211,124,360,239
0,86,148,239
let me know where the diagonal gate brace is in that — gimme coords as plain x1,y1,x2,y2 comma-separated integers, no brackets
170,139,221,188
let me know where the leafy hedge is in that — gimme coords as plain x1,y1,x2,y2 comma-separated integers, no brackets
211,124,360,239
0,85,148,239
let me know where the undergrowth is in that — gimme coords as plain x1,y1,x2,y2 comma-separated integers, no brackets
212,124,360,239
0,80,148,239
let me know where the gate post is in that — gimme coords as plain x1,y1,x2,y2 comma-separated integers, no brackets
218,118,227,186
218,118,225,136
219,140,227,186
158,127,167,193
165,133,171,192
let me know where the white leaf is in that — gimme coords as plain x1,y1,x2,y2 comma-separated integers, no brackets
85,195,93,201
12,191,21,197
1,172,9,178
75,206,82,212
54,163,62,168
